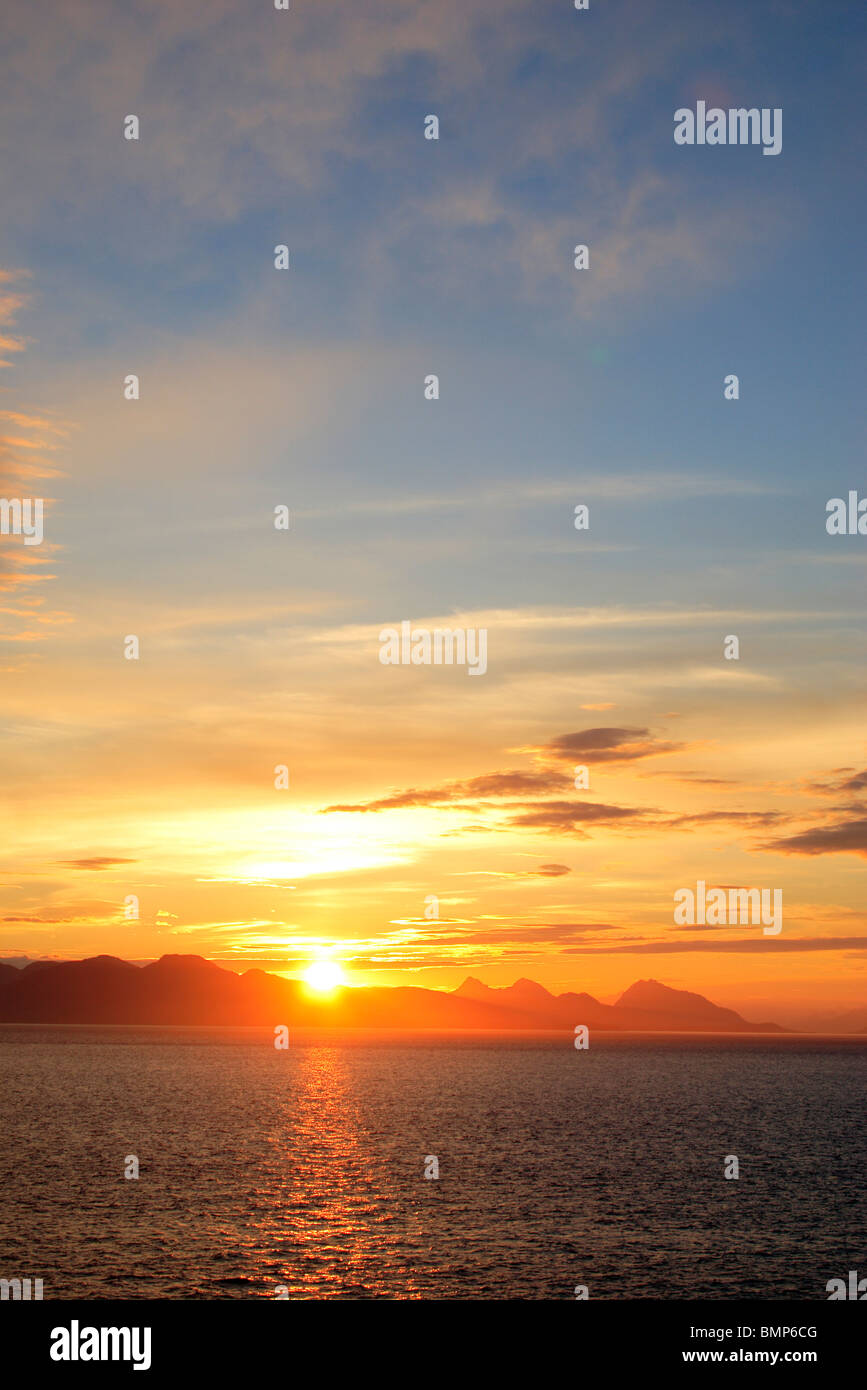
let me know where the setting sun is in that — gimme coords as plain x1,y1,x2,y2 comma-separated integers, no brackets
304,961,345,994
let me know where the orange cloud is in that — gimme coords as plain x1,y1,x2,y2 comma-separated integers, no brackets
0,269,67,640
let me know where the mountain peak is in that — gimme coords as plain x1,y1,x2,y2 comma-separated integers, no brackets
81,954,136,968
617,979,730,1017
453,976,555,1004
145,954,223,972
453,976,492,1000
507,977,554,1000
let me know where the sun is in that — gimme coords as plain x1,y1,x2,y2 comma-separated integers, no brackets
304,961,345,994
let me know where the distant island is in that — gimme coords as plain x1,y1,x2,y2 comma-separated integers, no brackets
0,955,787,1032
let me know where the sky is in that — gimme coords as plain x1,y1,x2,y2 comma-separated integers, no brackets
1,0,866,1027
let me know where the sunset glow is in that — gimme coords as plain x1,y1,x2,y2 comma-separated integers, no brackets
304,961,345,994
0,0,864,1038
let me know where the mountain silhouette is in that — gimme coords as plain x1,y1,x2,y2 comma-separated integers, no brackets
450,972,781,1032
614,979,759,1029
0,955,783,1032
454,976,556,1008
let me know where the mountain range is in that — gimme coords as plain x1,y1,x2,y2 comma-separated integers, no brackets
0,955,786,1032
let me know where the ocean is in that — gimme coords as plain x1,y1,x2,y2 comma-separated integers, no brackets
0,1027,863,1300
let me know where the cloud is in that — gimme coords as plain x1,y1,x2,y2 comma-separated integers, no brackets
382,921,621,949
321,769,563,813
562,937,867,955
529,726,684,765
0,271,30,366
0,0,796,341
2,899,123,924
58,857,138,871
295,472,778,519
668,810,784,828
451,863,572,879
320,738,661,842
323,727,682,814
807,767,867,797
762,817,867,860
644,772,738,786
505,800,655,834
0,269,67,639
320,727,798,847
